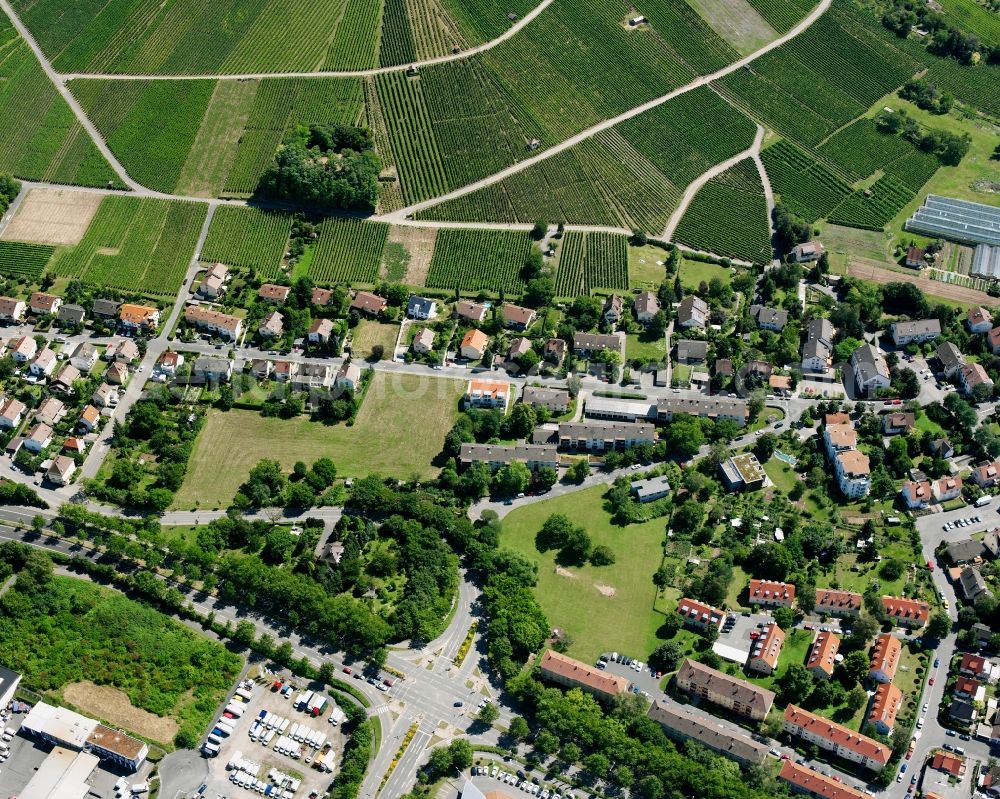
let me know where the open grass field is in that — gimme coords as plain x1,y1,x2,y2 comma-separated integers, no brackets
625,332,668,364
173,372,465,507
0,15,121,188
0,575,241,747
685,0,778,54
678,257,734,290
1,188,103,246
350,320,400,359
500,485,669,663
381,225,437,284
49,195,207,296
628,244,669,289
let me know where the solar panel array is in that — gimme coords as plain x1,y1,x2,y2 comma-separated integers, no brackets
905,195,1000,246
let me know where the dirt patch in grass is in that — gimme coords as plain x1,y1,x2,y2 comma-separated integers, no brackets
64,680,178,742
383,225,436,286
595,584,617,597
3,188,102,246
555,566,576,579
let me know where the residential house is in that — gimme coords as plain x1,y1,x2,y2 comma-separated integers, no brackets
674,659,775,721
748,579,796,608
258,311,284,339
407,296,437,320
851,344,890,395
157,351,183,375
411,328,435,354
105,361,128,385
291,364,329,391
50,363,80,394
63,438,88,454
869,634,901,683
250,359,272,380
585,396,655,422
634,292,660,323
558,421,655,451
825,411,851,425
105,338,139,363
273,361,297,382
0,296,26,321
932,751,967,777
502,303,536,330
118,303,159,331
868,683,902,736
458,443,558,472
508,336,532,362
973,460,1000,488
70,343,99,372
198,263,228,299
460,329,488,360
311,287,333,307
936,341,966,377
881,596,929,629
572,333,621,359
28,292,61,317
990,326,1000,356
521,386,570,413
769,375,793,395
802,318,835,374
779,761,875,799
676,296,708,329
676,339,709,364
465,379,509,409
905,246,925,268
9,336,36,363
972,622,992,648
308,318,334,345
0,397,25,429
946,538,986,565
350,291,386,316
806,631,840,680
959,653,991,681
192,357,232,384
750,304,789,331
790,241,824,263
29,348,56,378
335,362,362,391
91,383,118,409
631,475,671,503
78,405,101,433
985,529,1000,559
930,437,955,458
35,398,65,427
676,598,724,632
815,588,863,617
602,294,623,325
91,299,120,319
543,338,566,364
960,567,992,602
835,450,870,499
900,479,931,509
782,705,890,772
747,622,785,675
56,304,85,326
969,307,994,334
46,455,76,486
960,362,994,396
715,358,734,378
949,699,977,726
955,675,983,700
538,650,629,702
257,283,290,303
454,300,486,323
890,318,941,346
656,396,749,426
184,305,244,340
23,422,52,453
882,412,915,435
646,701,767,766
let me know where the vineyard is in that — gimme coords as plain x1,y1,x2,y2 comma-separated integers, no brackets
817,118,915,180
0,241,55,281
200,206,292,277
554,232,629,296
742,0,816,33
672,160,772,264
424,229,531,293
322,0,383,70
760,139,851,223
50,196,206,296
0,18,120,188
310,219,389,285
380,0,418,66
440,0,537,41
827,175,916,231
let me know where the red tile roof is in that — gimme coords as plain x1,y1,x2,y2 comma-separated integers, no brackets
806,631,840,677
869,634,901,681
881,596,929,626
779,761,875,799
748,578,796,604
784,705,891,766
538,650,628,698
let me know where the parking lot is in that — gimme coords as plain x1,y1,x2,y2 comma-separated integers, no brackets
182,674,347,799
460,762,583,798
915,499,1000,550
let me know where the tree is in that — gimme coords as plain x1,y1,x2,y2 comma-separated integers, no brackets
666,415,704,457
233,619,256,646
494,462,531,496
840,650,870,684
754,433,777,463
589,544,615,566
773,607,795,630
566,458,589,483
531,220,548,240
509,716,530,741
778,663,814,704
478,702,499,725
649,642,683,672
926,611,951,639
846,685,868,712
534,466,557,491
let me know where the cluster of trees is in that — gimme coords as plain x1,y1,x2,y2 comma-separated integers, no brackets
876,108,971,166
773,204,813,255
535,513,615,567
882,0,1000,64
233,457,339,510
258,124,381,211
899,78,955,114
0,479,47,508
0,174,19,215
329,708,372,799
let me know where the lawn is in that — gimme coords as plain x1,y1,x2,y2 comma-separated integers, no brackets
500,485,669,663
819,224,890,274
626,332,668,364
764,456,799,494
914,409,945,436
745,627,813,694
678,257,733,291
172,372,465,508
749,406,784,432
350,321,400,359
628,243,670,289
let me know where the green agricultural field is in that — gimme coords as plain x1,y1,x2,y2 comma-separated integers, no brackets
0,574,241,747
424,228,531,294
0,15,121,187
500,485,671,663
0,241,55,281
50,195,207,296
743,0,816,32
200,206,292,277
554,232,629,296
761,139,852,223
673,160,772,264
310,219,389,285
173,372,465,508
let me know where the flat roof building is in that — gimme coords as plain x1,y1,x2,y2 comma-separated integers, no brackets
19,746,99,799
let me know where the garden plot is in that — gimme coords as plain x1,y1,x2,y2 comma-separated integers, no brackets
2,188,103,246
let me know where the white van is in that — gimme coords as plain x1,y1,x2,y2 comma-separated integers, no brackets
131,783,149,794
